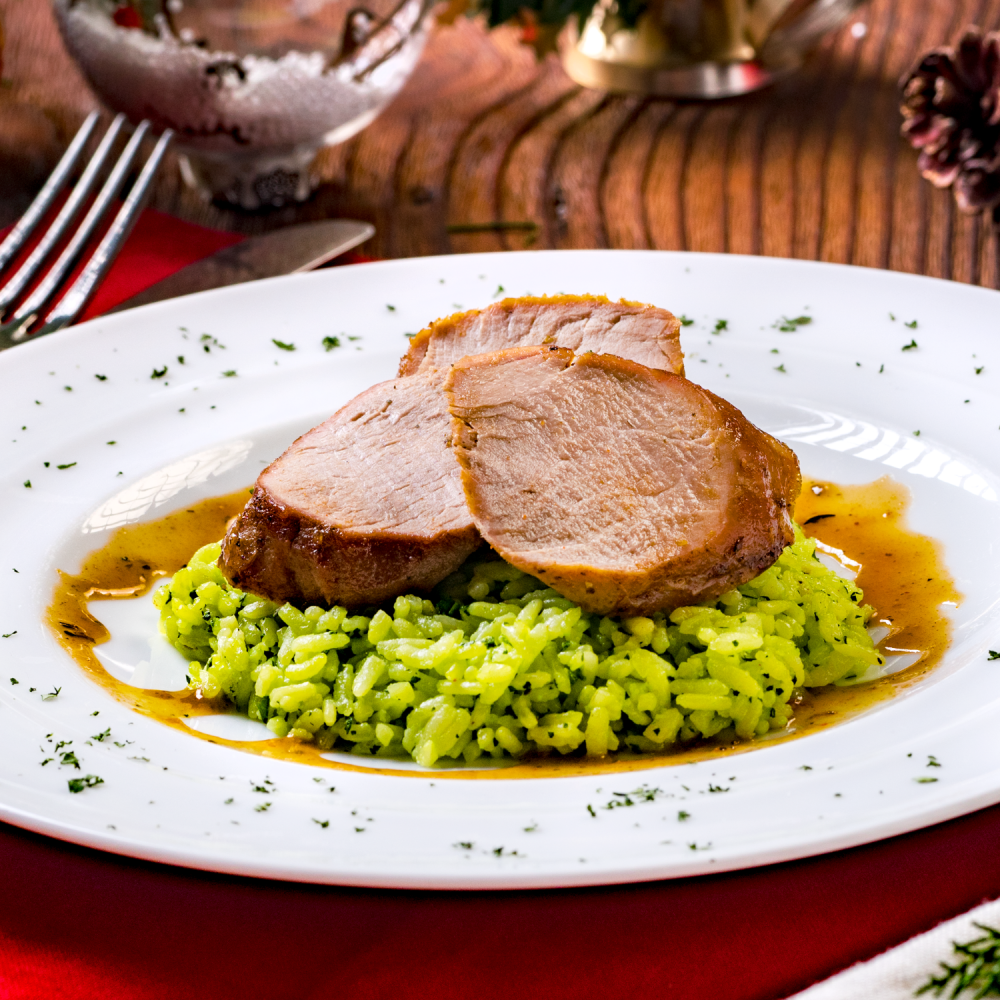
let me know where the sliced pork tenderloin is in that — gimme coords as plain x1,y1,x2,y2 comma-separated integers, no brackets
445,346,801,616
221,296,689,607
399,294,685,378
220,370,478,607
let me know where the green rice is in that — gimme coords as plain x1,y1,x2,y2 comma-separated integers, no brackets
153,528,882,766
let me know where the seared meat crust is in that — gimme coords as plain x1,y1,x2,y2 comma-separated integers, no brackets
445,346,801,616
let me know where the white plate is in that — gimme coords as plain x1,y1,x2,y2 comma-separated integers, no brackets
1,251,998,889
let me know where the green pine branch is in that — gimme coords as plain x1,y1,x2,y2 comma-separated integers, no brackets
916,924,1000,999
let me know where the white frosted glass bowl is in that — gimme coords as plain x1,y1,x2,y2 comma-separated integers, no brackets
53,0,431,208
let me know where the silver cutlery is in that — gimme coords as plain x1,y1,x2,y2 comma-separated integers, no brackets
0,112,173,350
107,219,375,314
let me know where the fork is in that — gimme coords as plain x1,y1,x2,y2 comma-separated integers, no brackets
0,112,173,351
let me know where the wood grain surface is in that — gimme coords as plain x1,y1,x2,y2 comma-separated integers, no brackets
2,0,999,287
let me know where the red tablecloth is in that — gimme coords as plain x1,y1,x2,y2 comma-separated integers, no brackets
3,212,999,1000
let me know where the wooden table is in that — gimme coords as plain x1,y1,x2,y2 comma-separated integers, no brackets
2,0,999,288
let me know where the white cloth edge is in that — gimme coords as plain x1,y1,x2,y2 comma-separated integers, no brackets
785,897,1000,999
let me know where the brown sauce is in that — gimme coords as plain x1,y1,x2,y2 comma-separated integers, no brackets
48,477,960,780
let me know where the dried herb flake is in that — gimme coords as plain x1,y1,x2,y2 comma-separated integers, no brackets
68,774,103,793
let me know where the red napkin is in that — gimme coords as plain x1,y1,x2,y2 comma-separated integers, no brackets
80,209,244,320
2,211,999,1000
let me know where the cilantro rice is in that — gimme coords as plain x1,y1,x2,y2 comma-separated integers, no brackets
153,529,882,765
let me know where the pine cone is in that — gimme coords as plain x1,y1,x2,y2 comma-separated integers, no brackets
900,27,1000,214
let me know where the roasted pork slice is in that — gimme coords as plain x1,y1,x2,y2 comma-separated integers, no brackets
445,346,801,616
399,294,685,378
222,295,689,607
219,370,479,607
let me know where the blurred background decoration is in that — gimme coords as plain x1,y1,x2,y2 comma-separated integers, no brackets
900,26,1000,220
8,0,1000,293
53,0,434,208
457,0,866,98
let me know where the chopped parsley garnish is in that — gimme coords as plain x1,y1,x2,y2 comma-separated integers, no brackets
494,285,505,297
905,319,918,328
272,339,296,351
9,677,18,684
2,632,16,639
91,727,111,742
774,364,787,373
60,751,81,769
313,819,330,828
603,785,662,809
386,304,396,311
255,802,271,812
976,365,985,374
56,462,76,470
713,319,728,333
322,336,341,351
95,374,107,381
915,776,938,784
221,370,237,378
41,687,61,701
902,339,918,350
775,315,812,331
23,481,30,488
151,366,168,379
988,650,1000,660
68,774,103,793
679,315,694,326
678,811,690,821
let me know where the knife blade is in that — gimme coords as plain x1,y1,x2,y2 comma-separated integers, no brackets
108,219,375,313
